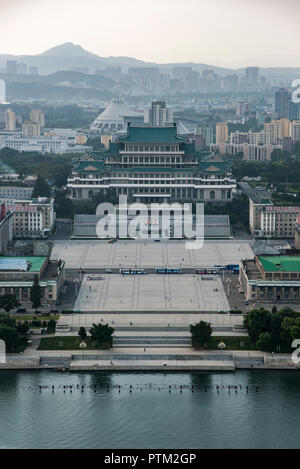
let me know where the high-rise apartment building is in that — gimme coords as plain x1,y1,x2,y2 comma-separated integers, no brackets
30,109,45,128
144,101,173,126
275,88,290,118
223,74,239,92
17,63,27,75
5,109,16,131
6,60,17,74
22,121,41,137
291,121,300,142
235,102,249,116
288,101,300,120
29,66,39,75
216,122,228,144
264,119,291,144
245,67,259,87
195,126,214,145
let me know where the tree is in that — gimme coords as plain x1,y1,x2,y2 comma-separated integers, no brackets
281,317,300,342
243,308,271,343
17,322,29,336
0,294,20,313
270,313,282,345
47,319,56,333
89,323,114,347
0,314,17,328
190,321,212,348
54,190,74,218
78,327,87,341
0,326,20,352
32,174,51,198
256,332,272,352
30,275,42,312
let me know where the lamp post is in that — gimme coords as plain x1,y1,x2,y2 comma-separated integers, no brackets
79,340,87,360
226,277,231,297
218,341,226,350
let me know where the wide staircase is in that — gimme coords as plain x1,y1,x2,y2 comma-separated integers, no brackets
113,326,191,348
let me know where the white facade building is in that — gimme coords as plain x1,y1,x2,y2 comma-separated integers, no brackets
12,198,55,239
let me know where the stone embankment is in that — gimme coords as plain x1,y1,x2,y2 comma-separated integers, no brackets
0,350,299,371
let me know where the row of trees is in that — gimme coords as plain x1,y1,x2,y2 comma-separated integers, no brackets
190,306,300,352
243,307,300,352
0,148,74,187
55,188,119,218
232,155,300,185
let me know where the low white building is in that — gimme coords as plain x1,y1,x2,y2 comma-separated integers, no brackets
0,133,91,154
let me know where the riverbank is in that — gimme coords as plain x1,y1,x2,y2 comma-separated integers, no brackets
0,348,299,371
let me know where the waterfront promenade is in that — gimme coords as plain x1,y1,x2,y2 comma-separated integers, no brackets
1,347,298,371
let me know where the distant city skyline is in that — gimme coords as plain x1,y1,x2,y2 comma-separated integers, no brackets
1,0,300,68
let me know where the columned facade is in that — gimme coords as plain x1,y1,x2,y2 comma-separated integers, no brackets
68,124,236,204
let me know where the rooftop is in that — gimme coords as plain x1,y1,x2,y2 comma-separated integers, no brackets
259,256,300,272
120,124,186,144
0,256,47,272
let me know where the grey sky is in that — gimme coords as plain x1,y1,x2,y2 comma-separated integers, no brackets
0,0,299,67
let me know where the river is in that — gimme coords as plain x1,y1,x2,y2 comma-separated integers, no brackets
0,370,299,449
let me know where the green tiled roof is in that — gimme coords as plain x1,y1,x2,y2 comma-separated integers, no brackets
0,257,47,272
259,256,300,272
198,161,228,173
120,125,186,143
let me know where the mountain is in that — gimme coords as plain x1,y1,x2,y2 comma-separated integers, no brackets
41,42,100,59
0,42,232,75
0,42,153,75
0,42,299,81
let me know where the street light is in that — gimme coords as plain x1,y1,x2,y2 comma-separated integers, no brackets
226,277,231,296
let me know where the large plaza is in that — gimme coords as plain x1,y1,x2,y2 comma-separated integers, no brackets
73,273,230,312
51,239,254,270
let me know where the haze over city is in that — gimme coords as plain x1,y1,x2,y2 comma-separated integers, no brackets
1,0,300,67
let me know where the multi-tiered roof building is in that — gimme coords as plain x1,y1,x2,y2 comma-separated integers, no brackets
67,124,236,204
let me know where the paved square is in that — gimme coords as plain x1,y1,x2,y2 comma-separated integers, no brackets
73,274,230,312
51,239,254,269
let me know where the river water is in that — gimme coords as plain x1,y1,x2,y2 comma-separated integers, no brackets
0,370,299,449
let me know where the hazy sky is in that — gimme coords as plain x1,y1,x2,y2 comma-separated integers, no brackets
0,0,299,68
